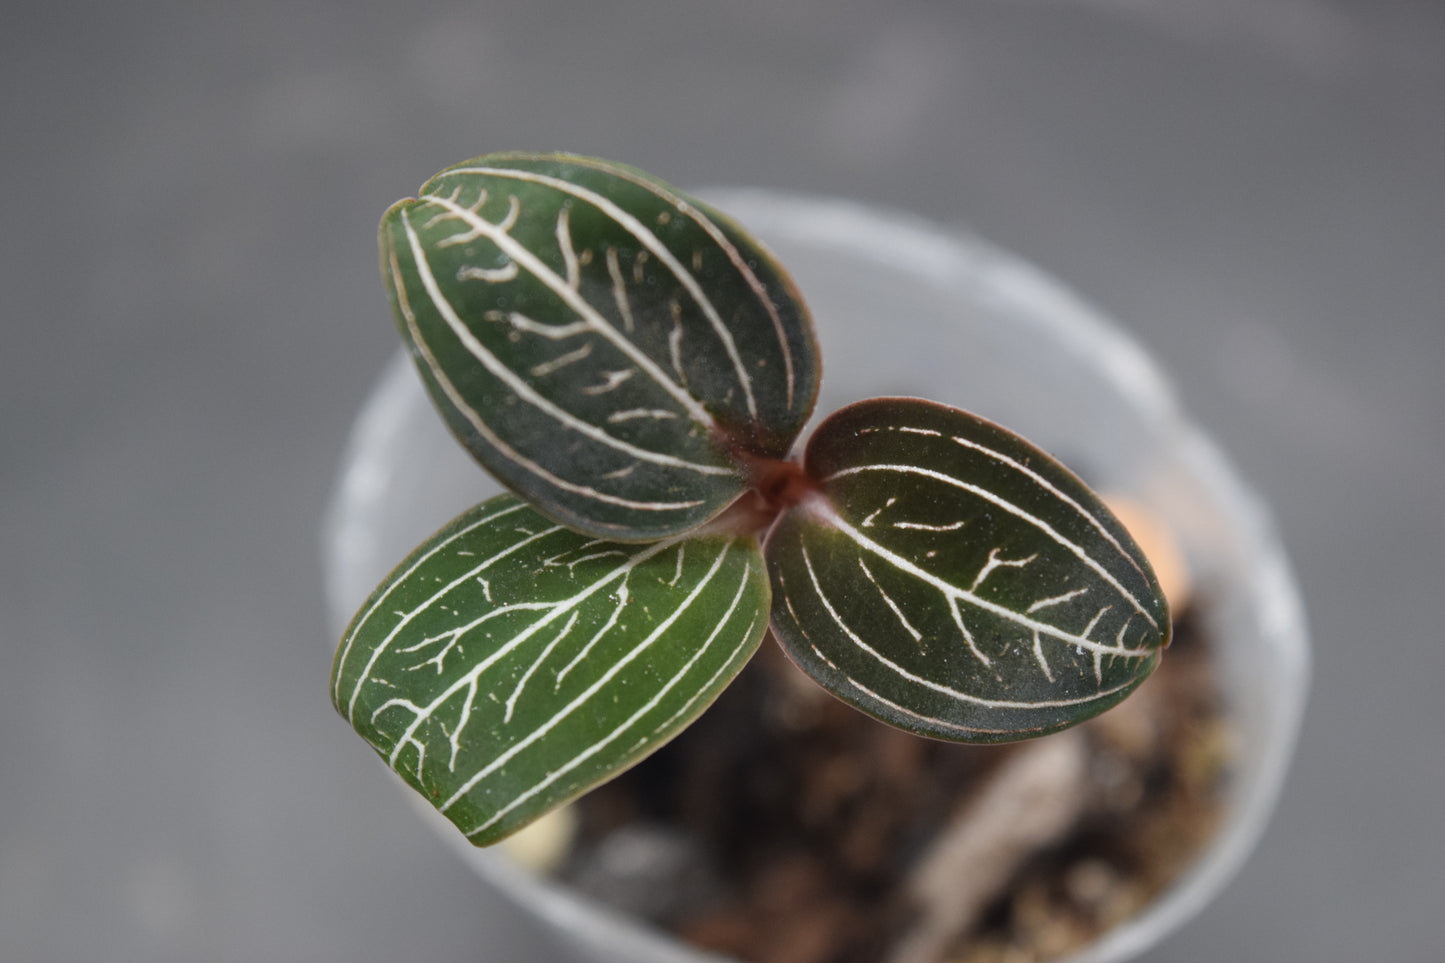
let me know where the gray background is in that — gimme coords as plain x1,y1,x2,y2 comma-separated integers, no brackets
3,1,1441,960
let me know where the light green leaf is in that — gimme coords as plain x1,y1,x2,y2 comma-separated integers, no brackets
379,152,821,541
331,494,770,845
765,398,1170,742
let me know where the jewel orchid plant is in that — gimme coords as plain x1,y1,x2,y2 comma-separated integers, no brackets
330,153,1171,847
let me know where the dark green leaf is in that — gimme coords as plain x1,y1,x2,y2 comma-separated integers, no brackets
331,494,770,845
379,152,820,541
765,398,1170,742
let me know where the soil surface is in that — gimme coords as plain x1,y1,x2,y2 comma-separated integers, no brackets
556,606,1228,963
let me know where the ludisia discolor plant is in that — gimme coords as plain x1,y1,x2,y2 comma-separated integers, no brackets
330,153,1171,846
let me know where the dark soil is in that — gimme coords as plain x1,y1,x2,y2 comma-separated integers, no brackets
555,606,1229,963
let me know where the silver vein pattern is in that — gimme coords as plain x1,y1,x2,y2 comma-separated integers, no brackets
331,494,770,844
766,398,1170,742
378,152,820,541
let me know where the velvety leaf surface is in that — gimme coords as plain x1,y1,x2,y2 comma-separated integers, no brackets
331,494,770,845
379,152,820,541
765,398,1170,742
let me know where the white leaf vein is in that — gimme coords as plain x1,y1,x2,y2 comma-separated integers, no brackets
383,250,708,519
806,500,1154,660
464,548,758,837
824,463,1156,629
440,166,767,420
441,540,736,816
795,541,1142,711
403,210,728,477
417,194,718,429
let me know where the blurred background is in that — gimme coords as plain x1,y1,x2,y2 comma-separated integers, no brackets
3,1,1441,960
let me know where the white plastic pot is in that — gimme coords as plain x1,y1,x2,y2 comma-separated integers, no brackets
323,192,1309,963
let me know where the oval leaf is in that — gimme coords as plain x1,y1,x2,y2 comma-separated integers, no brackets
379,152,821,541
765,398,1170,742
331,494,770,845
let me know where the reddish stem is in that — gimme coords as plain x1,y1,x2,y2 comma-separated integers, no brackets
705,428,825,539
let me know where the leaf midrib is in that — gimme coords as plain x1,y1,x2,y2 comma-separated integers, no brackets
436,164,766,421
801,499,1155,660
403,205,732,477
